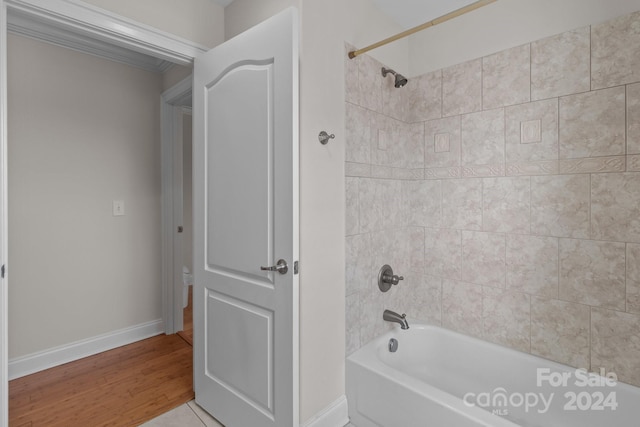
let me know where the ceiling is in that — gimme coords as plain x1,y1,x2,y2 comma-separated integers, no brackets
371,0,479,29
211,1,479,29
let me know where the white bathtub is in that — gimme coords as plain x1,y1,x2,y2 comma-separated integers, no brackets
346,324,640,427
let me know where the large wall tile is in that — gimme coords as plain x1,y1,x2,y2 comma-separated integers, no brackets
371,115,424,169
346,234,372,297
442,279,483,338
531,27,590,100
358,178,402,233
482,44,531,109
592,11,640,89
442,59,482,117
345,44,360,105
559,87,626,159
592,172,640,243
506,234,558,298
345,102,373,164
531,297,590,368
357,53,383,112
461,108,505,167
627,83,640,155
346,177,359,236
442,178,482,230
424,228,461,279
461,231,506,288
483,288,531,353
559,239,626,310
628,244,640,314
360,288,388,345
531,174,590,238
482,176,530,233
591,308,640,387
402,180,441,228
372,227,424,279
403,70,442,123
346,293,362,355
424,116,461,169
394,273,442,325
505,99,558,163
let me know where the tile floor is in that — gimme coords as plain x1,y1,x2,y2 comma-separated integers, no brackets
141,400,224,427
142,402,354,427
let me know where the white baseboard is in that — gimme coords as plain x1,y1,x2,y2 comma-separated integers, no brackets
8,319,164,380
301,395,349,427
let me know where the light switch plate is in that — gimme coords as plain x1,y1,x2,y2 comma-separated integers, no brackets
113,200,125,216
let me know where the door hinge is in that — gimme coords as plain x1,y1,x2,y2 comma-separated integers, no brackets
1,264,5,279
294,261,299,275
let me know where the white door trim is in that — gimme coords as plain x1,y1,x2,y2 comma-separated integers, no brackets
0,1,203,421
0,1,8,424
161,75,192,334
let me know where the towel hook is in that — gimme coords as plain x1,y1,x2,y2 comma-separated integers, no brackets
318,131,335,145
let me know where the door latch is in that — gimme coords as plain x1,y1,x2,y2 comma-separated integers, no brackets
260,259,288,275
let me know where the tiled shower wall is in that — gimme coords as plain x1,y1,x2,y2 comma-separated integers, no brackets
345,10,640,387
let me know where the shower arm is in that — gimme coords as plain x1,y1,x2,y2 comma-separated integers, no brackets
348,0,497,59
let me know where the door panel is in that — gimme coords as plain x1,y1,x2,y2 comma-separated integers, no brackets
193,8,299,427
205,61,274,279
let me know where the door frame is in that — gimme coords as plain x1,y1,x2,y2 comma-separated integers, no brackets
161,76,192,334
0,0,207,423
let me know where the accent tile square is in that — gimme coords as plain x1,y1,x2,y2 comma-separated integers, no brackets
424,116,461,169
434,133,450,153
506,98,559,164
521,119,541,144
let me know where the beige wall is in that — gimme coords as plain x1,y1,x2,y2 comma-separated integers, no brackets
81,0,225,48
408,0,640,76
183,113,193,273
346,9,640,388
7,34,163,358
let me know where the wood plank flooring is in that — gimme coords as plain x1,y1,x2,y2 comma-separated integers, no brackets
9,333,194,427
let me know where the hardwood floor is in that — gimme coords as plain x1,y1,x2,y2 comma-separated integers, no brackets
9,333,194,427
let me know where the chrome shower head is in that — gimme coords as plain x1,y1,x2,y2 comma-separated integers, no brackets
381,67,408,88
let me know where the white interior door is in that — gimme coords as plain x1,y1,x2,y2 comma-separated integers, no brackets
193,8,299,427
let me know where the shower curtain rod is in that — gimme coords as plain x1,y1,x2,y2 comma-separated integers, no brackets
348,0,497,59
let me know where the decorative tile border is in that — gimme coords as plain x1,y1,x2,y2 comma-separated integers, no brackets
628,155,640,171
506,160,559,176
394,168,424,180
461,163,505,178
425,166,462,179
559,156,625,174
